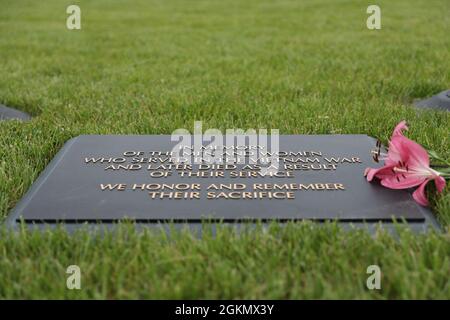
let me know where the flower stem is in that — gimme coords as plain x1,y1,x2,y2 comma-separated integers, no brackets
439,171,450,178
429,150,450,166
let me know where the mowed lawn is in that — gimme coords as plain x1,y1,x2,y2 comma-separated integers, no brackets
0,0,449,299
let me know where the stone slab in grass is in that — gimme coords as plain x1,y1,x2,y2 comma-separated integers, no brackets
7,135,440,232
414,90,450,111
0,104,31,121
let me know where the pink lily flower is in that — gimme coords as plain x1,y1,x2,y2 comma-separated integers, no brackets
365,121,446,206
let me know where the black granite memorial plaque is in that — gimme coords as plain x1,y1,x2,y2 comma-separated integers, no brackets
414,89,450,111
7,135,439,231
0,104,31,121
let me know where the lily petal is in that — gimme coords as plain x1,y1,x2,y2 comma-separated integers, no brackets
399,136,430,168
434,176,446,193
365,166,394,182
412,180,430,206
392,120,408,138
381,175,425,189
386,136,408,165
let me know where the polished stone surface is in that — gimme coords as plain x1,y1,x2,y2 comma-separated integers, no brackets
414,90,450,111
0,104,31,120
8,135,439,231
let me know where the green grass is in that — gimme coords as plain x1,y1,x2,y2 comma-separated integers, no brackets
0,223,449,299
0,0,449,299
